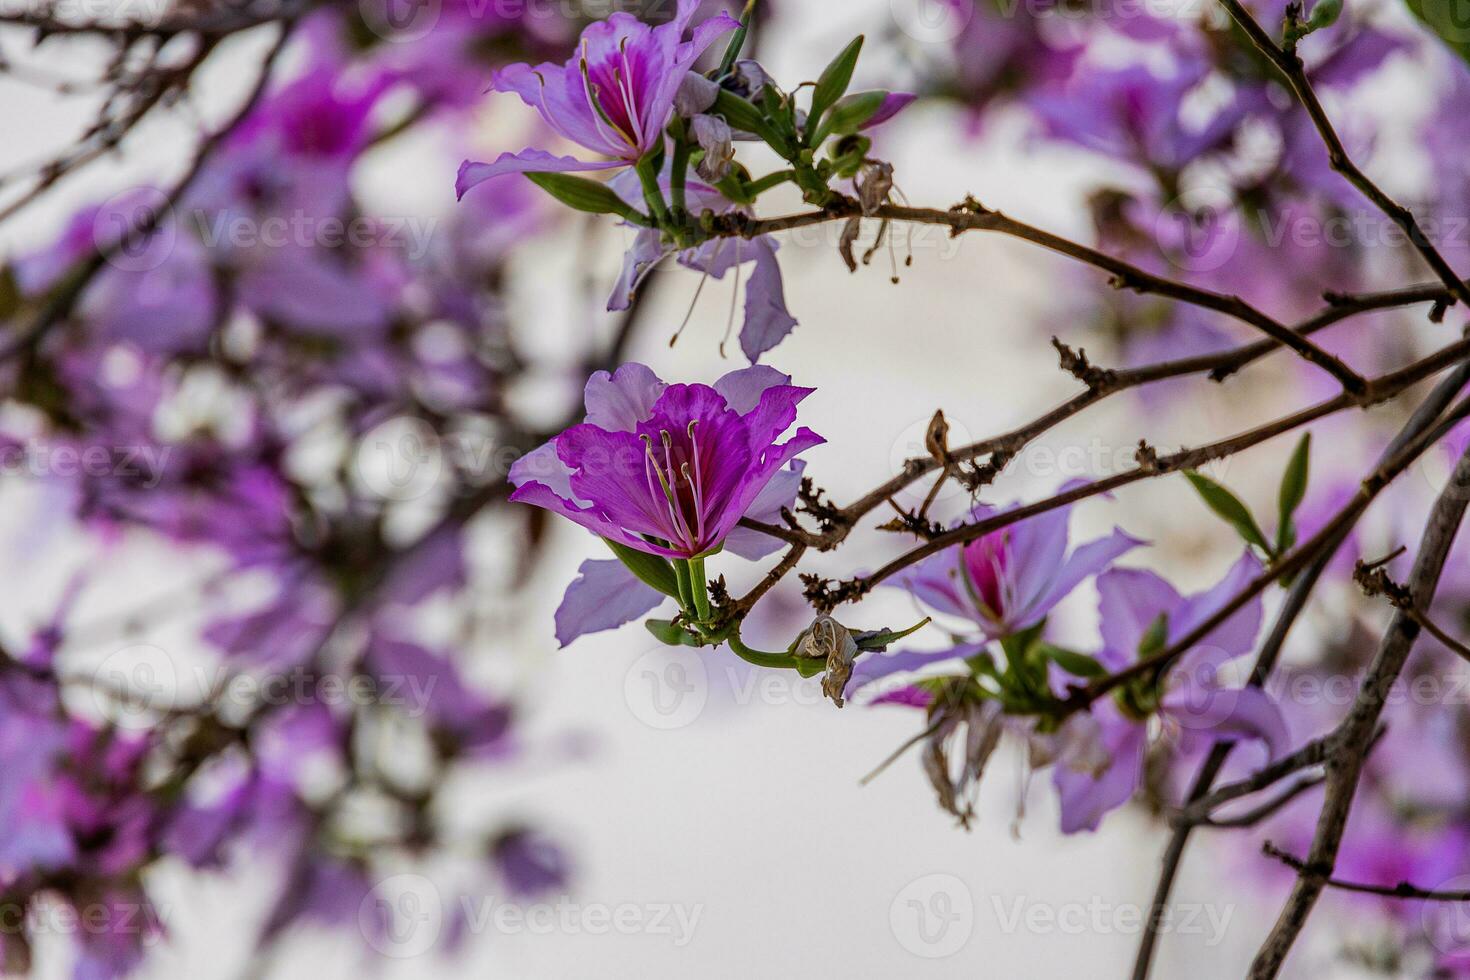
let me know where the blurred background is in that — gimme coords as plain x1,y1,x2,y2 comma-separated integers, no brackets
2,0,1469,976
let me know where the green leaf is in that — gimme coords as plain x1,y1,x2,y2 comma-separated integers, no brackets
604,539,683,600
718,0,757,75
1184,470,1273,555
852,617,932,651
999,620,1047,665
1305,0,1343,29
811,90,886,145
1403,0,1470,64
645,619,702,647
525,172,647,224
1137,613,1170,658
1038,644,1107,679
1286,0,1342,43
1276,433,1311,555
807,36,864,145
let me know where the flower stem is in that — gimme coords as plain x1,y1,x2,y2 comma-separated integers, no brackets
672,558,695,613
744,169,796,198
635,153,671,231
667,121,690,224
687,556,711,622
725,630,823,676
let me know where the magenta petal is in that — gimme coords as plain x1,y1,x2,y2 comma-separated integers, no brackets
1023,527,1146,626
555,559,667,646
456,151,622,200
607,228,669,312
1003,504,1072,612
897,548,985,626
722,460,804,560
1171,551,1264,672
508,440,576,502
861,92,917,129
848,642,987,697
868,685,936,709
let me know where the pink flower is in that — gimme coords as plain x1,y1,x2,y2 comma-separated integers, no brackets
456,0,738,197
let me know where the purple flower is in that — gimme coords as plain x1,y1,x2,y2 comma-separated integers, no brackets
897,496,1142,642
846,495,1139,695
552,460,805,646
1051,554,1286,833
509,362,822,562
456,0,739,197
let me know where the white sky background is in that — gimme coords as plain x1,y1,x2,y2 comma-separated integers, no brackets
0,0,1451,975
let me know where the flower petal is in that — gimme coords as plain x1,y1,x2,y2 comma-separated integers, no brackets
1096,567,1183,671
583,362,667,432
554,559,667,646
739,236,799,362
848,642,987,697
1162,683,1288,760
456,151,622,200
1022,527,1146,627
1052,707,1146,834
712,365,793,414
722,460,804,560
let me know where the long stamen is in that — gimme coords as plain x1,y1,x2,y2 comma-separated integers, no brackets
660,430,696,548
580,46,632,149
720,241,743,359
641,433,685,542
672,264,713,347
686,419,706,542
616,38,644,141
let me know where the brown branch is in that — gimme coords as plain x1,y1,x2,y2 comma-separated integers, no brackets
1128,360,1470,979
1248,440,1470,977
1262,842,1470,901
1214,0,1470,310
0,14,298,363
721,199,1376,393
1197,777,1325,829
836,336,1470,609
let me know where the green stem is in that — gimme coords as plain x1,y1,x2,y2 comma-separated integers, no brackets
743,169,796,198
718,0,757,76
721,628,825,676
635,154,670,228
687,556,712,623
670,139,690,225
672,559,695,614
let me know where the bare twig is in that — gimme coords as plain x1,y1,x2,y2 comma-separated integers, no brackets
1214,0,1470,309
1248,441,1470,977
1262,842,1470,901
